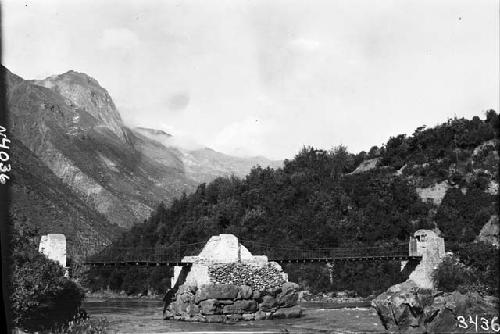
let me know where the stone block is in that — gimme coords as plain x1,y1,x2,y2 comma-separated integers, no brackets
259,295,277,312
277,291,298,308
39,234,66,268
238,285,253,299
242,313,255,321
196,284,239,302
254,310,267,320
200,299,219,315
271,305,302,319
223,300,257,314
267,287,281,297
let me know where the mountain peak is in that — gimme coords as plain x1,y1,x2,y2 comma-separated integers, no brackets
134,127,172,137
34,70,126,141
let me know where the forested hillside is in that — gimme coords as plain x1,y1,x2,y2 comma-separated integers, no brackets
86,112,499,297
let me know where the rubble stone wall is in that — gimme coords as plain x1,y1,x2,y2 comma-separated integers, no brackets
209,262,286,291
165,282,302,323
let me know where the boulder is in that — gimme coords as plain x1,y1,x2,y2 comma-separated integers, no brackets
254,310,268,320
280,282,299,295
259,295,278,312
170,300,189,315
186,303,199,317
372,281,499,333
277,282,299,308
223,300,257,314
163,309,174,320
242,313,255,321
271,305,302,319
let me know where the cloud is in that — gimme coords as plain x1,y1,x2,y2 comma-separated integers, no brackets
98,28,140,50
211,117,275,157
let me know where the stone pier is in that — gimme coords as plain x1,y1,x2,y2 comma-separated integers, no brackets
39,234,69,277
171,234,286,288
407,229,446,289
165,234,301,322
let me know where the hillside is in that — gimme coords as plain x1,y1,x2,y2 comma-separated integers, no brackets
9,138,122,260
88,112,499,296
5,67,280,257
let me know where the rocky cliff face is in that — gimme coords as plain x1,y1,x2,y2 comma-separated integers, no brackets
34,71,126,141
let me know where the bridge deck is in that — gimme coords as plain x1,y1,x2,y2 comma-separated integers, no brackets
84,255,421,267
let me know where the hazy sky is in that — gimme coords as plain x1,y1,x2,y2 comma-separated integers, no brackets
3,0,499,159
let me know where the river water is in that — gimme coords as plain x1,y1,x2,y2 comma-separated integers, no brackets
83,298,387,333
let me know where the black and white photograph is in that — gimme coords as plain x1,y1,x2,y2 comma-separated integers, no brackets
0,0,499,333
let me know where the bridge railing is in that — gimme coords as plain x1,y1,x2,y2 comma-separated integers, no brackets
85,239,211,264
85,240,413,264
240,240,410,260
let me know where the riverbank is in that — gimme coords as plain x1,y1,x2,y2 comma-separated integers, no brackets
84,290,162,302
85,289,372,305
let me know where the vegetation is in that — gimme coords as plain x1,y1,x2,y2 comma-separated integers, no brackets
53,317,109,334
9,221,86,332
85,112,499,297
433,242,499,296
434,242,500,296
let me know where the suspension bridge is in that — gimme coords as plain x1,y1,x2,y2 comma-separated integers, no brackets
83,238,422,267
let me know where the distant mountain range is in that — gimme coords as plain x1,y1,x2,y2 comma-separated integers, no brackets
4,67,281,258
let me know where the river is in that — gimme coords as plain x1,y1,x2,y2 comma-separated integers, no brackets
83,298,387,333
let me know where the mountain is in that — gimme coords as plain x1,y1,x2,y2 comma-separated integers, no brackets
132,126,282,184
33,70,126,141
91,112,499,296
5,67,281,257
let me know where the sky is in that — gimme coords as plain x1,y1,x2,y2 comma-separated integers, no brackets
2,0,499,159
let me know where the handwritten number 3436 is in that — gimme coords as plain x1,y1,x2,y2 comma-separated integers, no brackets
457,315,499,332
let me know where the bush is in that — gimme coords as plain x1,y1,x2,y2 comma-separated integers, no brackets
433,255,475,292
53,316,109,334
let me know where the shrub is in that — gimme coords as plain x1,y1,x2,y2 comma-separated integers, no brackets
433,255,474,292
53,316,109,334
